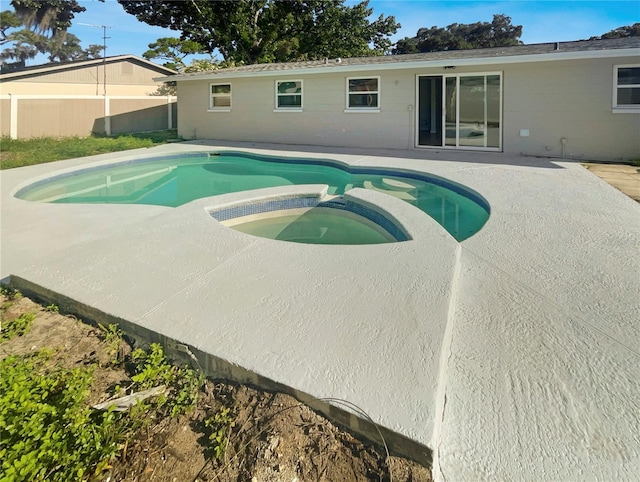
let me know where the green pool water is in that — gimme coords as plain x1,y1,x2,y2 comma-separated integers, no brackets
16,151,490,241
229,209,395,245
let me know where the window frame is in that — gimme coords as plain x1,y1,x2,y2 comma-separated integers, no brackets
613,64,640,113
208,83,232,112
345,76,381,113
274,79,303,112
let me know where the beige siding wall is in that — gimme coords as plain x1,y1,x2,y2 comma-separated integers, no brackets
0,61,167,96
177,56,639,160
1,81,162,96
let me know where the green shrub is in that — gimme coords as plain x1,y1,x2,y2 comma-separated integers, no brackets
0,351,125,481
204,406,236,460
130,343,202,417
0,312,36,342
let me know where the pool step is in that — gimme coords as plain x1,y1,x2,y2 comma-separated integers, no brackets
363,181,417,201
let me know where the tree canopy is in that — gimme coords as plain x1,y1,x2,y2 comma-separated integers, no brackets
117,0,400,64
1,0,102,69
11,0,85,40
590,23,640,40
392,14,522,54
142,37,209,72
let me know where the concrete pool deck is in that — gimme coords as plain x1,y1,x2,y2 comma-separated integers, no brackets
2,142,639,480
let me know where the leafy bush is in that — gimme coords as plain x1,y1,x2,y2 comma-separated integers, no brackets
0,351,125,481
204,406,236,460
130,343,202,417
0,312,36,341
98,323,125,366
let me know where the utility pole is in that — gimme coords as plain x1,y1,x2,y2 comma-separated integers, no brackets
78,23,111,96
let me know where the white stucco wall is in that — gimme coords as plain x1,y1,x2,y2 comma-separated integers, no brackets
176,56,639,160
502,58,640,160
177,70,417,150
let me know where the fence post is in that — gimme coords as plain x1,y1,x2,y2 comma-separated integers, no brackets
104,95,111,136
9,94,18,139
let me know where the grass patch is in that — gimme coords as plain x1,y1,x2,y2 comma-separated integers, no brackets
0,130,181,170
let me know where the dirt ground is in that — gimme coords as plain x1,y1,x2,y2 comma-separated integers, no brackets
1,294,433,482
584,163,640,202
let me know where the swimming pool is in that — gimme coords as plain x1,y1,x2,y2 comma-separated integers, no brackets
16,151,490,241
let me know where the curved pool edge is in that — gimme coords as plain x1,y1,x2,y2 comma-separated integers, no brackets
195,184,453,244
11,146,488,241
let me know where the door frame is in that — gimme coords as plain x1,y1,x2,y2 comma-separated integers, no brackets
415,72,503,151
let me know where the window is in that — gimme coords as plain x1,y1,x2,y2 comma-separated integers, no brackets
275,80,302,110
346,77,379,111
209,83,231,111
613,65,640,112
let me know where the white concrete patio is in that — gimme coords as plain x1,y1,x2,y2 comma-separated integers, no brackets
2,141,638,480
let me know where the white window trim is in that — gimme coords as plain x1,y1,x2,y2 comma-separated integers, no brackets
274,79,303,112
345,76,381,112
613,64,640,113
208,83,231,112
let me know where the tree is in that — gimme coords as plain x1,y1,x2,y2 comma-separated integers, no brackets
0,10,22,44
1,2,102,67
44,33,102,62
0,28,43,66
393,14,522,54
590,23,640,40
11,0,86,48
11,0,86,42
143,37,208,72
117,0,400,64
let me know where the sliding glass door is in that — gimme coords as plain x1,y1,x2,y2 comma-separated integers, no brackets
418,73,501,150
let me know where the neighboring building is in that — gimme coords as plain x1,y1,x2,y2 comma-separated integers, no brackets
162,38,640,161
0,55,176,96
0,56,177,139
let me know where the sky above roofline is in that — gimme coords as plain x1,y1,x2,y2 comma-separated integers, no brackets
19,0,640,67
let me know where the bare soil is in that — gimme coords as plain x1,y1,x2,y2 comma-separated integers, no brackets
1,294,433,482
584,163,640,202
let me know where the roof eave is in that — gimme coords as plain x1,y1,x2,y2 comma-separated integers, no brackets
156,48,640,83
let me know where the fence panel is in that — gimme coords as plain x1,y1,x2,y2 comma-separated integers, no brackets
0,98,10,137
19,98,104,138
1,95,177,139
110,98,174,135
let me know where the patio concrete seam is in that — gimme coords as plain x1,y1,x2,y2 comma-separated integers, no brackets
138,240,260,321
431,243,462,482
463,246,640,358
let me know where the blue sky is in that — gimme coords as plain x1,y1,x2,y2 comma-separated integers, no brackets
26,0,640,63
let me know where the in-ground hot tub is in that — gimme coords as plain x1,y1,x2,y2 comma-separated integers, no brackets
210,194,411,245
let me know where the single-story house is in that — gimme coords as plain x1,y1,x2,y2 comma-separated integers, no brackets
160,37,639,161
0,55,176,96
0,56,177,138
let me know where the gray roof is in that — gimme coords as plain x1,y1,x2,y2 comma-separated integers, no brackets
170,37,640,80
